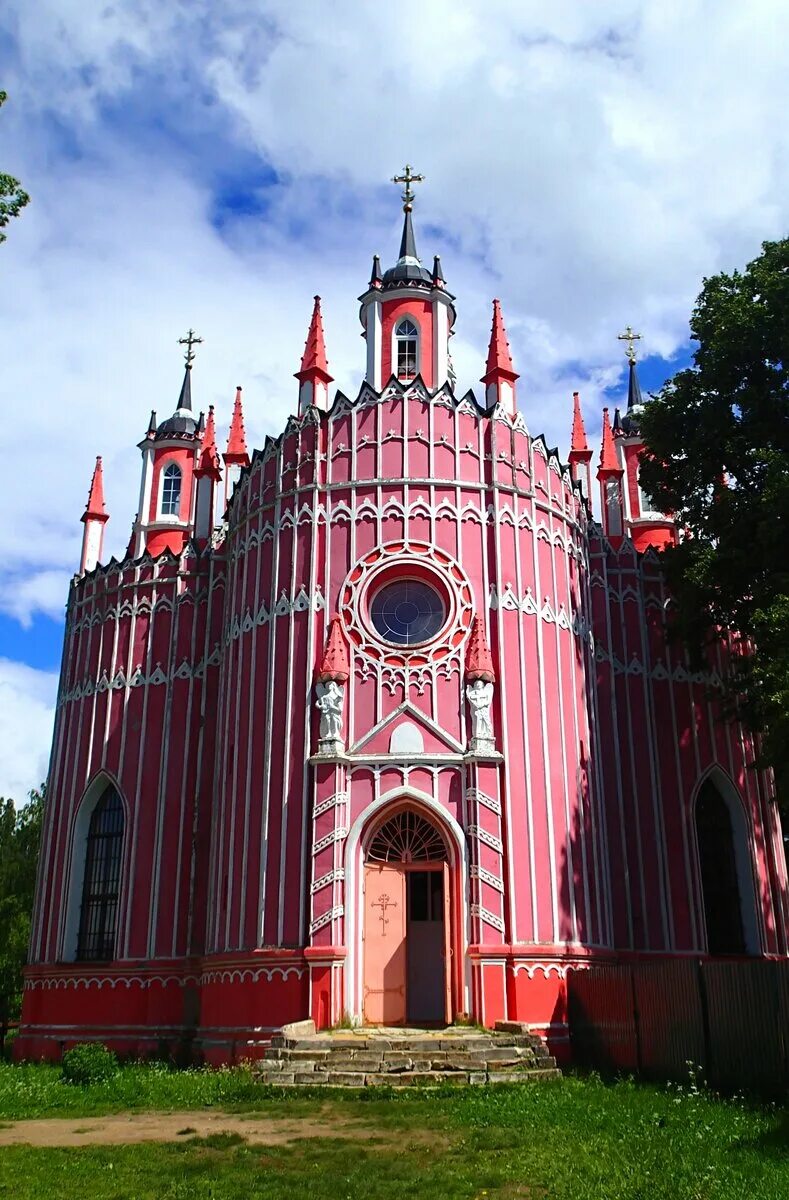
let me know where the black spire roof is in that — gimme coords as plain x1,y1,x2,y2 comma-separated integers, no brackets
381,208,433,288
156,365,198,439
621,359,645,436
369,254,383,286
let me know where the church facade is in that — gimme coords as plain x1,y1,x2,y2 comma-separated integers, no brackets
19,176,788,1064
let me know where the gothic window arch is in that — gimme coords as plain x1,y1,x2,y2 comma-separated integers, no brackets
160,462,182,517
66,783,126,962
694,772,760,955
394,317,419,380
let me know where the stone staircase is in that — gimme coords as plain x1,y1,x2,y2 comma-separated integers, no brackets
254,1020,560,1087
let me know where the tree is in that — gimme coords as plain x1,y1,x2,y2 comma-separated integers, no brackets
0,90,29,244
638,238,789,805
0,786,44,1051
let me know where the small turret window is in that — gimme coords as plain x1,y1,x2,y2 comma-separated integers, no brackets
395,318,418,380
161,463,182,516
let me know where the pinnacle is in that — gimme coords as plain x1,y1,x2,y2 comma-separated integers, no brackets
570,391,590,454
82,456,109,523
482,299,518,383
466,615,495,682
225,386,249,464
318,614,349,682
296,295,333,384
598,407,622,474
197,405,221,478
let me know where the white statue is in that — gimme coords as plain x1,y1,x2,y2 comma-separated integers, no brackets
466,678,495,752
316,679,345,750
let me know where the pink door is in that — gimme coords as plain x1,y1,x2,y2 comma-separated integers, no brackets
363,864,407,1024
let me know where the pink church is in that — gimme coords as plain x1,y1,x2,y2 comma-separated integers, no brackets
19,174,788,1064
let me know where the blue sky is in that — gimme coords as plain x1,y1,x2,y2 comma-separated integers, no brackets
1,0,788,801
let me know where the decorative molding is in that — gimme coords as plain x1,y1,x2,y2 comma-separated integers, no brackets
312,827,348,855
470,903,505,932
313,792,348,819
309,905,344,934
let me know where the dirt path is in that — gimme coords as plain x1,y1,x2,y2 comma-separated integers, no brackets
0,1109,403,1148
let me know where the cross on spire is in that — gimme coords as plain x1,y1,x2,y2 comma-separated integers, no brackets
178,327,204,367
617,325,642,364
392,163,424,212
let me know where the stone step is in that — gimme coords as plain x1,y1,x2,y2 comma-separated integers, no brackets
254,1065,561,1088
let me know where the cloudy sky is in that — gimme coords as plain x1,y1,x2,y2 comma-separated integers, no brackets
1,0,788,802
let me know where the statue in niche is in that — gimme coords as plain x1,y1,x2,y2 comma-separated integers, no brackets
316,679,345,749
466,678,495,750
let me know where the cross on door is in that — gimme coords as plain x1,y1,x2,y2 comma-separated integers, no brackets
372,893,397,936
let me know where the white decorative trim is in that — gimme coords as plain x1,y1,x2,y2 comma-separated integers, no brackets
309,905,344,934
467,789,501,815
471,903,505,932
470,864,504,892
311,868,345,894
467,825,503,854
312,827,348,855
313,792,348,818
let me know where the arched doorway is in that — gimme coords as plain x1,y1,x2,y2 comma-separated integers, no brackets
363,809,451,1025
695,776,759,955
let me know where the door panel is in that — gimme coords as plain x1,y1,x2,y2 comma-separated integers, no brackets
363,864,407,1024
443,861,452,1024
406,869,448,1024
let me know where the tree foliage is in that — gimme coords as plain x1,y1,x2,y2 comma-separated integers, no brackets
0,90,29,244
0,787,44,1050
639,238,789,802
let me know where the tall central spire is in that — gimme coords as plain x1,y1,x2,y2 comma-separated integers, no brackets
382,163,432,286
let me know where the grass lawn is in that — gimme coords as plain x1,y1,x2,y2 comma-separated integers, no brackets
0,1061,786,1198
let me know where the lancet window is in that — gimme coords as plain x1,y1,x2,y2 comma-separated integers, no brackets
76,785,124,961
395,318,419,379
161,462,182,516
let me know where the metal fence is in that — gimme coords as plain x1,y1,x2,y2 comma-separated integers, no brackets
567,958,789,1097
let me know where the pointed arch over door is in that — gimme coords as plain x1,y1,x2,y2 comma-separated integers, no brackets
694,771,760,955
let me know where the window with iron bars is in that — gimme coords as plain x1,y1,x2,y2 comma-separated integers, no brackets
76,786,124,961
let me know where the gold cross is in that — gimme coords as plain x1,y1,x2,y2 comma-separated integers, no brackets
617,325,642,364
392,163,425,212
178,328,204,366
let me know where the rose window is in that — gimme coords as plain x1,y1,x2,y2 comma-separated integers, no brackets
369,579,445,646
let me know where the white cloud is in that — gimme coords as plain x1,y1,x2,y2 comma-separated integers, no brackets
0,659,57,803
0,0,787,639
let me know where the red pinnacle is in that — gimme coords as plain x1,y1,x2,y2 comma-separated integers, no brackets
225,386,250,465
196,405,222,479
317,614,350,682
570,391,590,454
598,407,622,475
81,456,109,524
296,295,333,385
481,298,519,384
466,615,496,682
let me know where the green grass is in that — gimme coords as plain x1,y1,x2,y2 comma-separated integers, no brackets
0,1062,787,1198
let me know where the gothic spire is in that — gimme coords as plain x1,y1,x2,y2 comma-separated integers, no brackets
598,407,622,475
225,386,250,465
570,391,589,453
196,405,221,480
482,299,518,383
82,456,109,522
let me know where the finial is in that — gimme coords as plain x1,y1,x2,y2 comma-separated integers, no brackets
178,327,204,368
617,325,642,364
391,163,425,212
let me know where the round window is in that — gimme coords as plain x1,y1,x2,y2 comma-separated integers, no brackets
369,579,445,646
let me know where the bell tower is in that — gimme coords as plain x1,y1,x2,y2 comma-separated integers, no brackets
358,165,456,392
